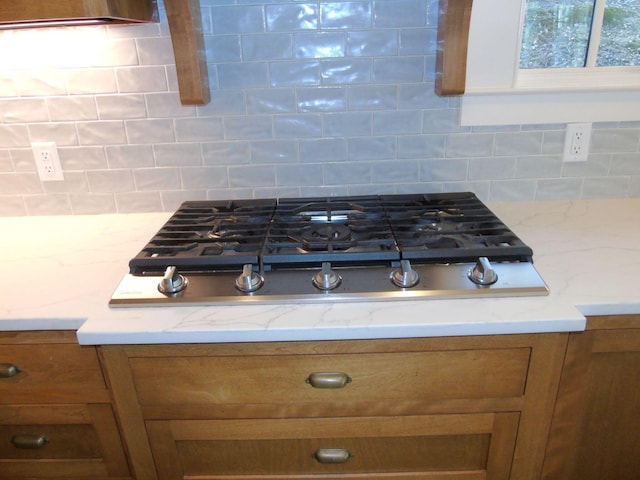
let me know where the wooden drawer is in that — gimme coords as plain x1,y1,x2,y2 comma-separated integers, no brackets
0,343,107,403
147,413,519,480
0,404,130,479
131,348,530,411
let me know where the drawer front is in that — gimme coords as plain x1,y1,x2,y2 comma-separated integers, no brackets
0,344,106,402
131,348,530,408
0,404,131,479
147,413,519,479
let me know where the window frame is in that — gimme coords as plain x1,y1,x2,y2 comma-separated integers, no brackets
460,0,640,126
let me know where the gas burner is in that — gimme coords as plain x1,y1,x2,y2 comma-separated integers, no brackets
302,224,352,243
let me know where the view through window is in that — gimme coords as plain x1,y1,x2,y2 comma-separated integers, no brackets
520,0,640,68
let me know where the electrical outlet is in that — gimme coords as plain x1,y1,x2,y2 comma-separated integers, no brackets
563,123,592,162
32,141,64,181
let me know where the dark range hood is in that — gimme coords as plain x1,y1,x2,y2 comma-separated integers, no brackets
0,0,154,29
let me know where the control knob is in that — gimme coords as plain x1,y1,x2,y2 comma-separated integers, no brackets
313,262,342,291
158,266,188,295
235,264,264,293
468,257,498,286
391,259,420,288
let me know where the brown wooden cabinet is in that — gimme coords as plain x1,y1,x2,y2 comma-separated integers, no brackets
0,331,132,480
542,315,640,480
101,333,568,480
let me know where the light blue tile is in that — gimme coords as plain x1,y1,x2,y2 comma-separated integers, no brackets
154,143,203,166
246,89,297,114
374,111,422,135
251,140,299,163
423,109,465,133
469,157,516,180
223,115,273,140
115,192,163,213
295,32,346,58
242,33,292,60
591,128,640,153
348,85,397,110
374,0,427,28
494,132,543,156
270,60,321,86
535,179,583,200
274,114,322,138
205,35,242,62
373,57,424,83
325,162,371,185
489,180,536,201
400,28,437,55
134,168,181,191
180,166,228,189
582,177,631,198
266,4,318,31
212,6,265,34
610,153,640,175
228,165,276,187
372,160,420,183
320,2,372,29
515,155,562,179
203,141,251,165
321,59,372,85
276,163,323,186
299,138,348,162
347,30,397,56
297,87,346,112
398,135,446,159
218,63,270,88
446,133,494,158
175,117,224,142
399,84,449,110
348,136,395,160
323,112,372,137
421,159,468,181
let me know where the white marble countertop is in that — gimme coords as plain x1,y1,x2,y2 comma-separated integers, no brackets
1,198,639,344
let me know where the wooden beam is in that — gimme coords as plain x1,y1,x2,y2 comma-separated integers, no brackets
164,0,210,105
435,0,473,96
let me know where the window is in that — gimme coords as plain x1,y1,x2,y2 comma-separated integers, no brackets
461,0,640,126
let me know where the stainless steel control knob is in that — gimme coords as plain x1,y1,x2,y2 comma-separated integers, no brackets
312,262,342,291
235,264,264,293
391,259,420,288
158,266,188,295
468,257,498,286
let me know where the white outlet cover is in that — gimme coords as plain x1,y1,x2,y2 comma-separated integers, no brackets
32,141,64,181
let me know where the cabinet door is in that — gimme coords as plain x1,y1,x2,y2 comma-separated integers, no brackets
0,404,130,479
542,327,640,480
147,413,519,480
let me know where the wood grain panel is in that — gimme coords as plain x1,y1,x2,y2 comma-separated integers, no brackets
436,0,474,96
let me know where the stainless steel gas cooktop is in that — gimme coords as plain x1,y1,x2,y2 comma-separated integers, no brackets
109,192,549,307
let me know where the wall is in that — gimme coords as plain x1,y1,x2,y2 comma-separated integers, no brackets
0,0,639,216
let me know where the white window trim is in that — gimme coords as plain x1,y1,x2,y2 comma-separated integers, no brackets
461,0,640,126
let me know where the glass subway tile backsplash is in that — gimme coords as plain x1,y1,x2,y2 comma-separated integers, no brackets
0,0,639,216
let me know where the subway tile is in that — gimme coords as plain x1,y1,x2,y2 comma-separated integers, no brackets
116,66,168,93
348,136,395,160
0,172,42,194
0,125,30,148
348,85,397,110
9,149,36,172
399,85,449,110
29,123,79,146
320,2,372,29
515,155,562,179
106,145,155,168
59,146,107,171
134,168,181,191
270,60,321,86
125,119,175,144
276,163,323,186
242,33,292,61
446,133,494,158
212,5,265,34
1,99,49,123
371,160,420,183
591,128,640,153
175,117,225,142
42,172,89,194
323,112,372,137
421,159,468,181
115,191,163,212
494,131,543,156
154,143,203,167
489,180,537,201
266,4,318,32
321,59,371,85
374,111,422,135
96,94,147,120
86,170,135,193
468,157,516,180
610,153,640,175
297,87,346,112
228,165,276,187
246,89,297,114
251,140,299,163
561,153,611,177
203,141,251,165
146,92,197,118
161,190,208,211
582,177,631,198
47,97,98,122
295,32,346,59
180,166,228,189
299,138,347,162
0,197,26,216
218,63,270,88
347,30,397,56
325,162,371,185
223,115,273,140
66,69,117,94
14,70,67,96
69,193,117,215
196,90,246,115
398,135,446,159
535,179,583,200
373,57,424,83
400,28,437,56
206,35,243,62
24,194,73,216
273,114,322,138
0,151,11,172
373,0,427,28
137,37,176,65
422,109,465,134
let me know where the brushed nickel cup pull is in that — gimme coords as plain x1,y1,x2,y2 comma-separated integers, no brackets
306,372,352,389
11,434,48,449
314,448,352,464
0,363,20,378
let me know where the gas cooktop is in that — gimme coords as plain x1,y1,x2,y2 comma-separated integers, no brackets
110,192,549,306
